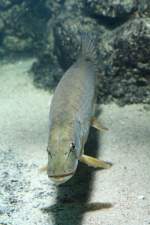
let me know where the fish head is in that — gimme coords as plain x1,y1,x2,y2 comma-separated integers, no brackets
47,126,80,185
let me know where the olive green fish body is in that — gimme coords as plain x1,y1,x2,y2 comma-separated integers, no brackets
47,34,97,184
49,59,96,130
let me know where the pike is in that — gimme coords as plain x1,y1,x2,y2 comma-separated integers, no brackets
44,34,111,185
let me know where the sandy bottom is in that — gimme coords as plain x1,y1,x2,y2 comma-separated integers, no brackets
0,58,150,225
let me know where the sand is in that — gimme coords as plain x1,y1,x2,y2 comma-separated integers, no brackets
0,58,150,225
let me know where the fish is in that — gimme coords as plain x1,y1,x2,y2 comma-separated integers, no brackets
44,33,111,185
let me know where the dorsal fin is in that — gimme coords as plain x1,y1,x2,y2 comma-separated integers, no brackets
80,32,97,63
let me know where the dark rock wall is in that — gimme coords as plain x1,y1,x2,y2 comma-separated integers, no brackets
0,0,150,105
0,0,50,55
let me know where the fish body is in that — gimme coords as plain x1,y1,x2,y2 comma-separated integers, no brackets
46,34,111,185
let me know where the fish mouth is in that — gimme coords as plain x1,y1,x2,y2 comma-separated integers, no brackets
48,172,74,184
49,171,74,179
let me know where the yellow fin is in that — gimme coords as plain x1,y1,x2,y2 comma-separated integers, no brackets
79,154,112,169
91,117,108,131
39,165,48,173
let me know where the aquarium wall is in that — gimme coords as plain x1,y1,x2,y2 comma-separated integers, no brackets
0,0,150,105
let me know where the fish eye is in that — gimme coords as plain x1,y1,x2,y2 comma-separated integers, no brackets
67,143,77,158
70,143,75,151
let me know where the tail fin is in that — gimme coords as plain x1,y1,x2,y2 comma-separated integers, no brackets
80,33,97,63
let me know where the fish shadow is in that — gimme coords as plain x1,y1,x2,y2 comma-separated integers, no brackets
43,127,112,225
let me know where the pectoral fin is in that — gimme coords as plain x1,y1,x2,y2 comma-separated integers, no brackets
79,154,112,169
39,165,48,173
91,117,108,131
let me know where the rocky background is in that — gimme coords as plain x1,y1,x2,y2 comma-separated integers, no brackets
0,0,150,105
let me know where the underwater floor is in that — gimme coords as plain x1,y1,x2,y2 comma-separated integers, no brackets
0,59,150,225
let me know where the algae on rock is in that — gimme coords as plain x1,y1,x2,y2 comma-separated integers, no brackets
0,0,150,105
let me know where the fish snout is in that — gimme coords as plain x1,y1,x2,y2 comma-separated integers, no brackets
48,172,74,185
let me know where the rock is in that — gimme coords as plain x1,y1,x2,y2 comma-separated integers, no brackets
0,0,50,55
53,16,104,70
3,35,33,51
32,54,63,90
85,0,138,18
97,18,150,104
0,0,149,105
0,17,4,31
0,0,25,10
31,20,64,89
138,0,150,16
0,0,12,9
45,0,63,16
31,1,150,105
31,8,107,89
